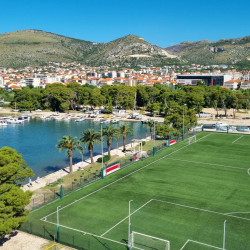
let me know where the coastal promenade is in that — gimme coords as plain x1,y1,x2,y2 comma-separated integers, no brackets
22,136,151,192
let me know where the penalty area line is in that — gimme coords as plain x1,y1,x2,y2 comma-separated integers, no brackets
165,158,246,170
152,199,250,221
232,135,243,144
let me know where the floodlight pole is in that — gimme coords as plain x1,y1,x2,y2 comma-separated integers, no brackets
128,200,133,250
57,206,61,243
101,122,104,179
153,111,159,156
81,150,84,169
183,104,186,141
223,220,226,250
60,172,63,199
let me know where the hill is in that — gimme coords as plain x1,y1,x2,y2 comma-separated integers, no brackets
0,30,177,68
165,36,250,65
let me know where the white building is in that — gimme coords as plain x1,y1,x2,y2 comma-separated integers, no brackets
43,76,61,84
0,77,4,88
25,78,40,87
108,71,117,78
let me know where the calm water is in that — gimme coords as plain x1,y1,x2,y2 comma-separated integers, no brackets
0,118,149,179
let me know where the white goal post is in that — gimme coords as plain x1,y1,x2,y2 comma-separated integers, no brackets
131,231,170,250
188,135,196,145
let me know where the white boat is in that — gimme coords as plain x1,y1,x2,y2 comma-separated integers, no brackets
54,116,63,120
45,116,51,120
111,118,119,124
103,119,111,123
93,118,100,122
21,115,30,121
0,120,8,126
40,116,46,119
75,117,85,122
64,117,71,121
6,118,22,124
17,117,25,123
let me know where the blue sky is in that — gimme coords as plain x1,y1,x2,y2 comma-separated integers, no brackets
1,0,249,47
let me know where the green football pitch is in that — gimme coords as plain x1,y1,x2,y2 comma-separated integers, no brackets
21,132,250,250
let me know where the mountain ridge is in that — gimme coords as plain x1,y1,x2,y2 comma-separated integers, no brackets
165,35,250,64
0,29,177,68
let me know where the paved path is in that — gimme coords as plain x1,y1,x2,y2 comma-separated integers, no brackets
22,136,151,192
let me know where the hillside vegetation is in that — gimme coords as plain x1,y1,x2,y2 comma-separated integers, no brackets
165,36,250,64
0,29,177,68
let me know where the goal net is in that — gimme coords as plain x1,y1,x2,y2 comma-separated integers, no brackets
188,135,196,145
131,231,170,250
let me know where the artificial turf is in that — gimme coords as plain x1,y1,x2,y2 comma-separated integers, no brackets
20,132,250,250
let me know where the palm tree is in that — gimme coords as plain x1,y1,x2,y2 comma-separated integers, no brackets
102,125,120,156
56,135,83,174
119,124,133,152
80,129,101,164
147,119,154,140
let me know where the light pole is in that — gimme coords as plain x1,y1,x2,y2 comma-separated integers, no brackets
183,104,187,141
57,206,61,243
81,150,84,169
153,110,159,156
128,200,133,250
101,122,104,179
223,220,227,250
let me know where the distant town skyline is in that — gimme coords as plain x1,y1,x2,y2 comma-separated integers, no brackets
0,0,249,48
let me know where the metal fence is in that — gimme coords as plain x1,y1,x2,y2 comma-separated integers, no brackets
20,222,121,250
27,127,202,211
203,125,250,134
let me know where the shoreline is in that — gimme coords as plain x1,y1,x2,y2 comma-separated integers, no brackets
22,135,152,192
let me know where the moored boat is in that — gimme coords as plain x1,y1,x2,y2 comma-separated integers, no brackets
0,120,8,126
75,117,85,122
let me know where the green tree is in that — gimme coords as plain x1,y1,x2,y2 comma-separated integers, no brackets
80,129,101,164
44,83,73,111
0,147,34,237
147,119,155,140
105,103,113,114
102,125,120,156
156,124,175,138
119,124,134,152
56,136,83,174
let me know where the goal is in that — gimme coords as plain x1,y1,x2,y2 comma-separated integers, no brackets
131,231,170,250
188,135,196,145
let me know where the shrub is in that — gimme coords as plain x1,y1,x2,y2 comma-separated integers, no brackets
97,155,111,163
142,141,146,146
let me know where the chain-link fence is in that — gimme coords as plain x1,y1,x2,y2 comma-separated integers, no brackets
28,172,102,211
20,222,125,250
203,125,250,134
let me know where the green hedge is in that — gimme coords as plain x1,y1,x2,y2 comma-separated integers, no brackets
97,155,111,163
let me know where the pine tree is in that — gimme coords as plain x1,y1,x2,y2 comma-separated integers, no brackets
0,147,34,237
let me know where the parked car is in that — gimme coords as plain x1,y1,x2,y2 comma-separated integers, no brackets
35,109,42,112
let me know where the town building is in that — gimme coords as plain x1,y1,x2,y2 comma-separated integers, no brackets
177,74,230,86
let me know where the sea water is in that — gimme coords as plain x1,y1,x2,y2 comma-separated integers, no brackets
0,118,150,178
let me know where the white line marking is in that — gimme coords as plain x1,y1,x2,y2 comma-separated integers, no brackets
41,132,213,220
233,143,250,146
232,135,243,144
180,239,190,250
165,158,246,170
224,211,250,215
42,220,128,246
101,196,250,238
152,199,250,221
101,199,153,236
188,240,223,250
